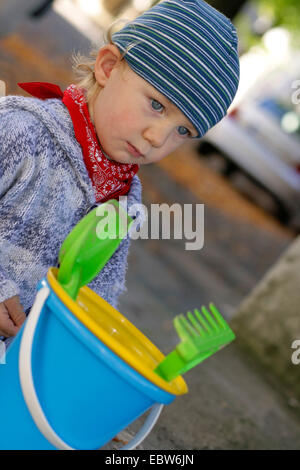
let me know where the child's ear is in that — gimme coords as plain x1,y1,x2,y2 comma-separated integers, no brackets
94,44,123,87
0,80,6,97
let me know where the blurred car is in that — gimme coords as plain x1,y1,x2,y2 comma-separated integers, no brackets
198,94,300,228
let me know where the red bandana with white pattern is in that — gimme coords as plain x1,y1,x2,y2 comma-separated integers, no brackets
18,82,139,203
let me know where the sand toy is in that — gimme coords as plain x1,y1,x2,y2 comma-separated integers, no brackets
0,200,234,449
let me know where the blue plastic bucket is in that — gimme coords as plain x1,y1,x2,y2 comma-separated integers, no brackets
0,278,177,450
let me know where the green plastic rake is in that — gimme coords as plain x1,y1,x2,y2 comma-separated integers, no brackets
155,303,235,381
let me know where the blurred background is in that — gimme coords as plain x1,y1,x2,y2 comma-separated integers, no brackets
1,0,300,449
1,0,299,230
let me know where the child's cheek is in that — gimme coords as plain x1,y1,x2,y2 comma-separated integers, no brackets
103,106,123,130
118,108,139,131
105,112,115,129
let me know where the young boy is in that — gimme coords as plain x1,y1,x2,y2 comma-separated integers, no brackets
0,0,240,341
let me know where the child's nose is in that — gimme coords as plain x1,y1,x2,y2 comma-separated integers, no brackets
142,122,171,148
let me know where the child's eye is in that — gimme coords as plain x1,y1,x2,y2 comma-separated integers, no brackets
177,126,190,137
151,99,164,112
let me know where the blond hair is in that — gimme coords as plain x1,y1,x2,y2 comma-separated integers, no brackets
72,23,129,104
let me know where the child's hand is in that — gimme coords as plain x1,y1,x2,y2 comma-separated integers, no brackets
0,295,26,337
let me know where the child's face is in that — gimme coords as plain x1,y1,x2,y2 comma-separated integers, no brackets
91,56,198,165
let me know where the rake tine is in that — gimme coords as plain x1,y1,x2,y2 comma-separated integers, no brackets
201,306,220,331
182,314,198,338
187,311,205,336
194,308,212,334
209,303,228,330
175,314,198,339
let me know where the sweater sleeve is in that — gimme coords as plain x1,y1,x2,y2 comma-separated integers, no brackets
0,106,37,199
0,106,37,303
0,265,20,302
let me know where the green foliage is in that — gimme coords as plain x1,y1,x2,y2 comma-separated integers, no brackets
235,0,300,52
255,0,300,45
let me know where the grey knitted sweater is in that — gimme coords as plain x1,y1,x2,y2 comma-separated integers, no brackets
0,95,142,313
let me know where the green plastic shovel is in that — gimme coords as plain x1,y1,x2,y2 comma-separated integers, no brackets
57,199,133,300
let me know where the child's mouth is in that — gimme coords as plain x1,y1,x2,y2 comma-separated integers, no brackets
127,142,144,159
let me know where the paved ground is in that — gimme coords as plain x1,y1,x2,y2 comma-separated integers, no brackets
1,7,300,449
118,164,300,450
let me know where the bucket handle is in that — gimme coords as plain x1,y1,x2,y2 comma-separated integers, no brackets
19,285,163,450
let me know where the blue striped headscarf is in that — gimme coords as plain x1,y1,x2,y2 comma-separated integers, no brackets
112,0,240,138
